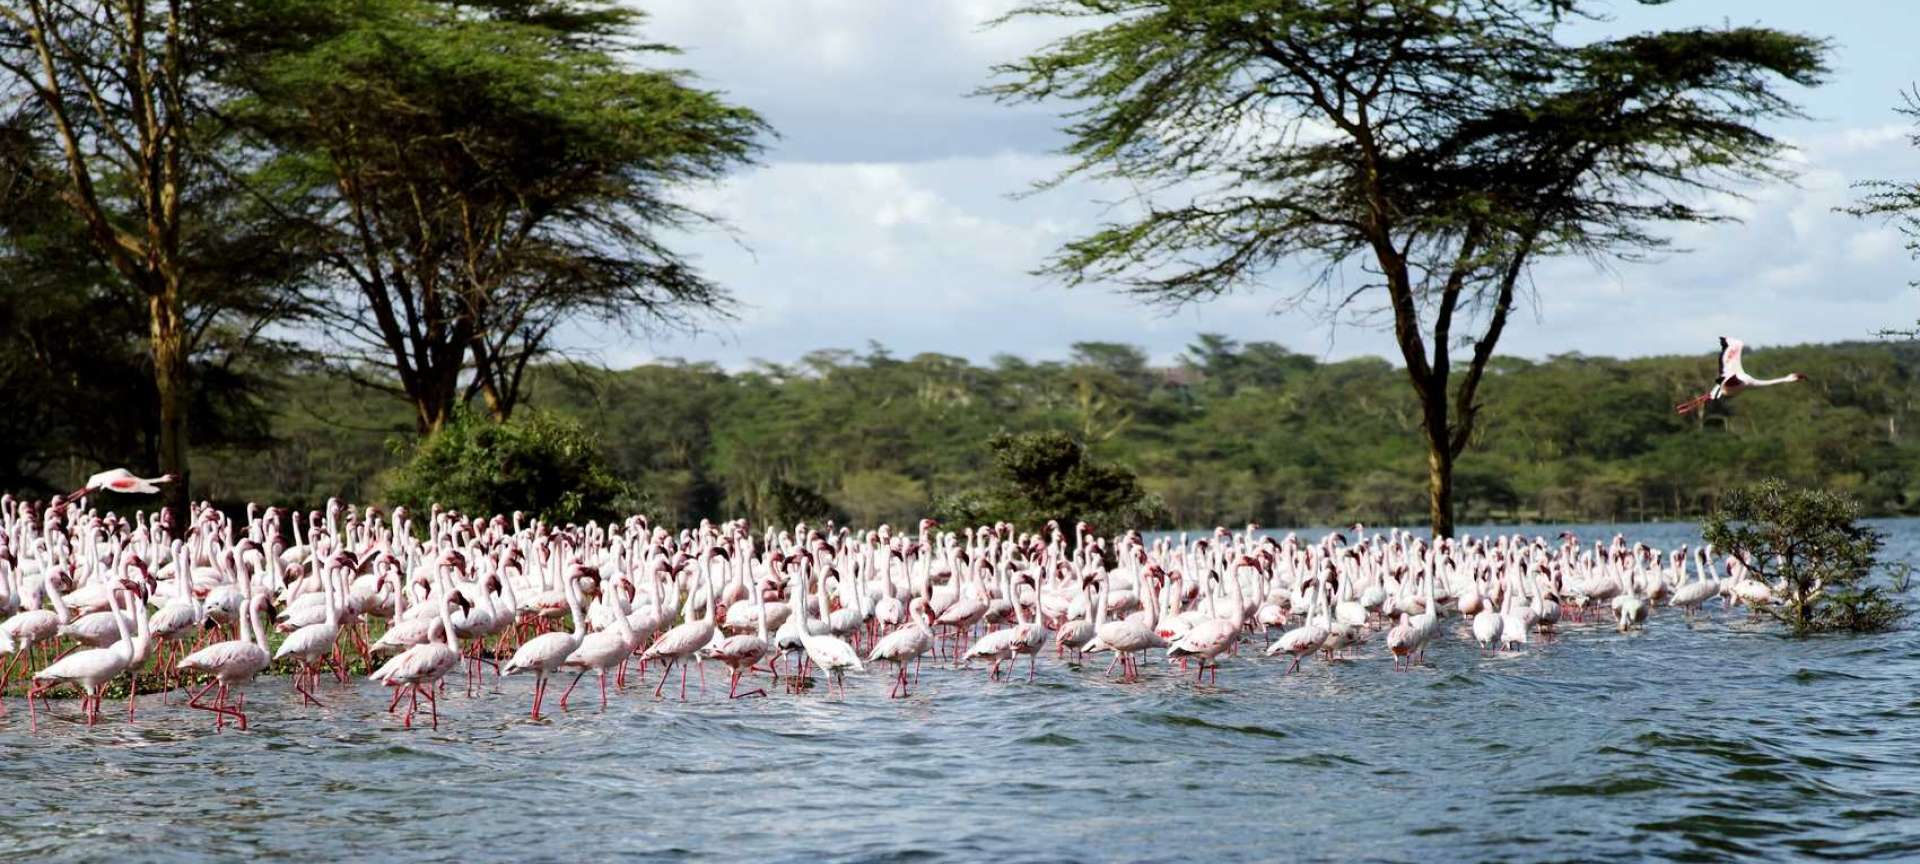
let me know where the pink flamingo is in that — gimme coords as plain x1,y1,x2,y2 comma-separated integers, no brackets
640,554,720,701
175,561,272,731
369,573,466,729
704,574,772,699
502,564,590,720
64,468,175,503
28,580,139,727
1675,337,1807,414
868,597,934,698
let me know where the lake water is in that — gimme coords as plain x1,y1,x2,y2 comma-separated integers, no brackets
3,520,1918,863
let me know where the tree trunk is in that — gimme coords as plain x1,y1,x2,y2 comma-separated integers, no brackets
1424,430,1455,539
415,389,456,436
150,281,190,538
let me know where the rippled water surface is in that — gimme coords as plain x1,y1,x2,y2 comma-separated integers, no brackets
5,520,1920,863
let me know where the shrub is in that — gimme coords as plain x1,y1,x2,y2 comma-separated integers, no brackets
1702,479,1907,635
935,431,1167,531
384,407,634,525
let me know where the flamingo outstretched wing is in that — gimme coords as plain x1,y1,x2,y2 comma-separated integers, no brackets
1719,337,1745,381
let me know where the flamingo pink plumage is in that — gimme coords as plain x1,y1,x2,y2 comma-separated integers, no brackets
1675,336,1807,414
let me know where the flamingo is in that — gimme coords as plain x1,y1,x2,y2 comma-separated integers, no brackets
640,554,719,701
1,567,74,699
368,572,466,729
1675,337,1808,414
29,579,139,726
502,563,590,720
175,564,272,731
275,558,344,706
1167,566,1247,684
790,562,862,696
64,468,175,503
868,597,934,698
1084,567,1165,682
560,577,639,709
1670,549,1719,620
704,572,772,699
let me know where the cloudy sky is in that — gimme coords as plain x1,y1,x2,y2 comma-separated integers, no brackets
574,0,1920,369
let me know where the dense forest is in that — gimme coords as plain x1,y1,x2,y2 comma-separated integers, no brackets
24,335,1895,529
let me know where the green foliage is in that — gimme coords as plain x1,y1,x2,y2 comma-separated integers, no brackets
985,0,1829,535
1844,87,1920,338
1702,479,1907,636
165,336,1920,529
935,431,1167,532
382,407,632,525
0,114,300,492
231,0,767,430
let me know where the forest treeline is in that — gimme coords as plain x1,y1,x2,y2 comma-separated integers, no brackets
97,335,1915,529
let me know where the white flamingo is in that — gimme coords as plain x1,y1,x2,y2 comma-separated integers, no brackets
1675,336,1807,414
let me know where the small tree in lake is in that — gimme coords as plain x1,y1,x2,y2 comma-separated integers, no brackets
384,407,634,526
1702,479,1907,636
936,431,1167,531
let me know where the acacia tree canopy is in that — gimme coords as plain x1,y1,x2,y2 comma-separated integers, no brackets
987,0,1829,536
238,0,768,433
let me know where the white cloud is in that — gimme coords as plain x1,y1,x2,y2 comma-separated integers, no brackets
578,1,1920,370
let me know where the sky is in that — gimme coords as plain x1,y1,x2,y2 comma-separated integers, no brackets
570,0,1920,370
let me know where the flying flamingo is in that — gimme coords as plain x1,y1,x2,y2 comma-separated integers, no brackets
1675,337,1807,414
64,468,175,503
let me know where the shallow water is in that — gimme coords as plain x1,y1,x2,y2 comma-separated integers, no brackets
4,520,1919,863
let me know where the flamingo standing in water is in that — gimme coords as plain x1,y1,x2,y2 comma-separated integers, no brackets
502,563,591,720
1,566,74,699
1675,337,1807,414
640,554,719,701
176,558,272,731
868,597,934,698
368,570,466,729
704,571,773,699
29,579,139,726
790,561,862,696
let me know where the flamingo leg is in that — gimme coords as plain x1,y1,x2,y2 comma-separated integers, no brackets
654,659,675,699
560,669,585,711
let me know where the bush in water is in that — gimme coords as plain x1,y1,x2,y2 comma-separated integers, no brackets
1703,479,1908,635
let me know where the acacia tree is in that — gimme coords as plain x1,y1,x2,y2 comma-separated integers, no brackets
0,115,304,492
988,0,1827,535
242,0,765,434
0,0,315,529
1846,87,1920,337
0,0,203,528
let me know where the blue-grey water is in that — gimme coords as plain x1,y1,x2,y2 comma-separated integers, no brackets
4,520,1919,863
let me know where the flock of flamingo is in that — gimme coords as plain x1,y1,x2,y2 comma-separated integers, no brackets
0,468,1779,732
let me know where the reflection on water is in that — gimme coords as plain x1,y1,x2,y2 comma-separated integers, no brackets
3,520,1918,863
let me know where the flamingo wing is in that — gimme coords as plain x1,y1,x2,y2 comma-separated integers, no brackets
1719,337,1745,380
505,631,577,673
